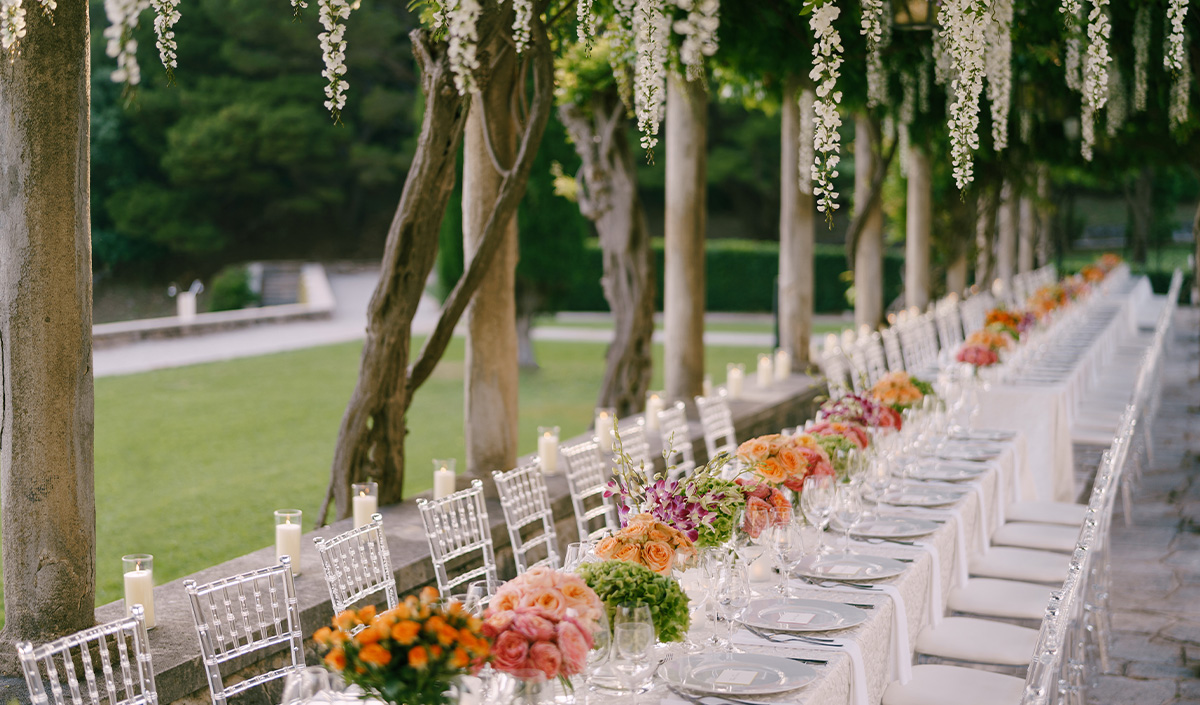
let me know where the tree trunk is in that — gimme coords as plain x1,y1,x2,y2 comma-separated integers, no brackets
854,114,884,327
322,6,553,521
1018,192,1036,274
946,252,969,295
779,80,816,369
996,181,1017,286
1036,166,1052,267
664,73,708,408
463,43,520,479
1129,166,1153,265
559,91,655,416
0,0,95,660
515,285,539,370
975,186,998,286
905,145,932,310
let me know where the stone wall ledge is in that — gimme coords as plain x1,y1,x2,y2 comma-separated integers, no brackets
71,375,823,705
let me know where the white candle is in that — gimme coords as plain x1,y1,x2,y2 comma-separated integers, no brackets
595,411,614,453
726,365,744,399
123,564,155,629
702,375,714,397
275,516,302,576
775,349,791,381
644,394,664,431
537,431,559,474
352,492,377,529
757,354,773,388
434,464,457,499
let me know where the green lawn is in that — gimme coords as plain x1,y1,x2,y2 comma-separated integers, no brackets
536,317,851,337
0,336,767,622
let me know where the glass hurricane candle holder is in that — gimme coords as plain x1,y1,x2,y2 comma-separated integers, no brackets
122,554,156,628
351,481,378,529
594,407,616,453
433,459,457,499
537,426,560,474
275,509,302,576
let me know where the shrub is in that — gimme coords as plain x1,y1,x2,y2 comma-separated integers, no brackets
207,265,258,312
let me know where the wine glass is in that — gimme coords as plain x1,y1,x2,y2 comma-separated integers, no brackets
799,475,834,554
563,542,589,572
768,519,809,599
732,504,770,565
577,606,613,693
716,561,751,651
831,483,864,554
612,603,655,694
282,666,332,705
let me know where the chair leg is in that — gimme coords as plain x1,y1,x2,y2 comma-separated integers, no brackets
1121,477,1134,527
1142,424,1154,467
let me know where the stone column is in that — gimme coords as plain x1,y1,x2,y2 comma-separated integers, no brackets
0,0,96,659
1036,166,1052,267
946,252,969,295
664,73,708,406
854,115,884,328
779,80,815,369
462,49,519,480
996,181,1017,286
1018,193,1036,274
976,191,994,285
905,145,932,309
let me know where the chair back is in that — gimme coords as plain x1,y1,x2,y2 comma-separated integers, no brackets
416,480,500,599
694,393,738,461
657,401,697,481
313,515,398,620
183,561,304,705
18,607,157,705
614,419,652,472
493,463,561,573
850,332,889,388
561,440,620,541
960,292,992,334
820,346,853,399
879,326,905,372
934,297,965,350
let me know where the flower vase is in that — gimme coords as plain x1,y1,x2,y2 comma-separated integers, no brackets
499,672,558,705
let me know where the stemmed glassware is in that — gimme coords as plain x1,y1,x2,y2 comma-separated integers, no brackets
799,475,835,554
831,483,864,554
716,561,751,652
768,513,809,599
732,505,771,564
611,603,656,695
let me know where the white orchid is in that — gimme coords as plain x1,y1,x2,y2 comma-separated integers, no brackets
1080,0,1111,161
808,0,843,220
985,0,1012,151
1165,0,1190,74
939,0,989,190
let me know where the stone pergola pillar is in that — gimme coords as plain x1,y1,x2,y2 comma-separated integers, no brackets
1018,193,1036,274
905,145,932,310
462,49,519,480
854,115,884,329
0,0,96,661
996,182,1017,286
664,73,708,407
946,252,969,295
976,191,994,286
778,80,815,369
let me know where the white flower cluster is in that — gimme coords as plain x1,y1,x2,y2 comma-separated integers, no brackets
576,0,596,51
1170,40,1191,130
860,0,891,107
939,0,989,190
985,0,1012,151
1165,0,1190,74
918,48,932,113
673,0,719,81
634,0,667,155
1080,0,1111,161
932,27,953,86
512,0,532,53
104,0,151,86
1061,0,1082,92
292,0,307,18
808,0,843,220
1019,108,1032,143
1133,4,1150,111
152,0,180,81
898,70,915,176
798,87,815,196
1106,63,1125,137
1,0,26,53
447,0,481,95
318,0,351,118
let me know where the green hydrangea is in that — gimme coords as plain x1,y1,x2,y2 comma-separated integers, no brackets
690,474,744,547
815,434,858,479
577,560,691,642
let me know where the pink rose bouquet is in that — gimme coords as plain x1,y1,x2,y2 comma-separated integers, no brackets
955,343,1000,368
807,420,870,450
483,567,604,685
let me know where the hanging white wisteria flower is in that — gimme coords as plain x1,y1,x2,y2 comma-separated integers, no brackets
860,0,891,107
939,0,989,190
1106,63,1126,136
152,0,180,82
1,0,27,54
1133,4,1150,111
798,88,815,196
1080,103,1095,160
633,0,667,157
807,0,843,222
291,0,307,19
317,0,352,120
447,0,481,95
511,0,532,53
1019,109,1033,143
1061,0,1082,92
932,26,953,86
1080,0,1111,161
918,48,932,113
1170,38,1191,130
104,0,151,86
1165,0,1190,74
898,70,915,177
984,0,1012,151
673,0,720,81
576,0,596,52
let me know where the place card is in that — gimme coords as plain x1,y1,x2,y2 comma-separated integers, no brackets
778,612,817,626
715,670,759,686
824,564,861,577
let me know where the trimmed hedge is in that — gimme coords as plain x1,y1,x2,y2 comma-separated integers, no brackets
553,239,904,313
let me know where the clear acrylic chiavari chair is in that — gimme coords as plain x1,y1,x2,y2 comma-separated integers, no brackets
313,513,398,621
561,439,620,541
820,341,855,399
493,462,561,573
934,296,965,351
18,606,157,705
694,392,738,462
657,400,697,481
416,480,500,600
880,326,906,372
183,560,305,705
614,418,652,471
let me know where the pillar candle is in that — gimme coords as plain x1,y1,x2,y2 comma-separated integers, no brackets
537,428,559,474
757,354,773,388
352,492,377,529
644,393,665,430
274,511,302,576
122,555,156,628
702,374,714,397
774,348,791,381
595,410,614,452
434,461,457,499
726,365,744,399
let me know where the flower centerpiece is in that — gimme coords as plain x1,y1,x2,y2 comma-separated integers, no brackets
955,343,1000,369
576,560,691,642
807,420,870,449
965,328,1013,353
983,308,1028,340
818,393,904,431
869,371,934,411
736,433,834,492
735,477,797,538
314,588,490,705
1028,283,1068,320
593,513,697,575
483,567,605,687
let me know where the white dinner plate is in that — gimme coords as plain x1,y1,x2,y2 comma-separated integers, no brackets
740,597,868,633
849,514,941,538
951,429,1016,442
878,484,966,507
904,461,988,482
793,553,907,581
659,653,818,695
937,442,1004,461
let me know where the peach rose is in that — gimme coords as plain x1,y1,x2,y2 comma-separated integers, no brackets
641,540,675,574
742,496,771,539
521,566,557,589
736,438,772,464
492,631,530,673
559,577,601,620
776,446,803,475
481,609,514,638
490,586,522,613
519,587,568,620
594,535,619,559
613,542,641,564
757,457,788,484
648,527,671,542
623,522,651,539
512,610,556,642
557,619,591,675
528,642,563,680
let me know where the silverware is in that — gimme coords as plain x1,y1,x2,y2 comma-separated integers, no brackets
666,684,776,705
742,624,836,645
796,576,880,591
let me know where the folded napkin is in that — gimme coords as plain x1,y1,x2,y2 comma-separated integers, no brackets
732,631,868,705
890,507,969,588
912,541,944,627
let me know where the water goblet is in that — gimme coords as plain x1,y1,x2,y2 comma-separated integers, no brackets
799,475,835,554
768,520,808,599
716,561,751,651
831,483,864,554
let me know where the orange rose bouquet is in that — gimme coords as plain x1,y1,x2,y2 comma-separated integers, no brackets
965,328,1013,352
594,513,697,574
314,587,490,705
869,371,933,411
738,433,834,492
1097,253,1122,272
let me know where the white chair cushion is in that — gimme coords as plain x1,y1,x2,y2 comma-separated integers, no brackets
1005,501,1087,526
969,546,1070,584
991,522,1079,553
882,664,1025,705
915,617,1039,666
948,578,1054,621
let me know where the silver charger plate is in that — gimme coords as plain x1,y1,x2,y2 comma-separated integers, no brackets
849,514,941,538
877,484,966,507
951,428,1016,442
659,653,818,695
740,597,868,633
904,461,988,482
793,553,907,581
937,443,1004,461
